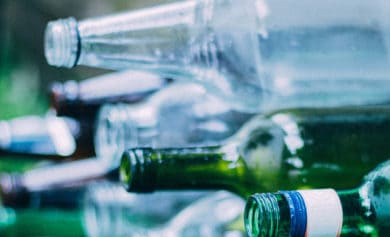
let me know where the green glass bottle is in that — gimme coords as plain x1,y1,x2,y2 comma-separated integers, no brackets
120,106,390,198
244,160,390,237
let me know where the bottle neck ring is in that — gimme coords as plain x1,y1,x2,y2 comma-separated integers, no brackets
279,191,307,237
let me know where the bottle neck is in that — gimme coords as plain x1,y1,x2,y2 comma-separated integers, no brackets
0,159,118,208
95,103,158,167
245,188,381,237
120,146,250,196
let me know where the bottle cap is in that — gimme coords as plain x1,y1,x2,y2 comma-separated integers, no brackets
44,17,79,68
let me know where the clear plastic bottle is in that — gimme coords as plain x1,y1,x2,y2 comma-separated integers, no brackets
44,0,390,112
95,82,253,167
83,182,244,237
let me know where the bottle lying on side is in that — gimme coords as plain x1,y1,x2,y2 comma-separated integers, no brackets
95,82,253,168
44,0,390,112
49,70,171,120
244,160,390,237
83,182,244,237
0,158,116,209
0,115,85,159
120,106,390,198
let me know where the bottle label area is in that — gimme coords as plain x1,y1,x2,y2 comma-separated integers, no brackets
298,189,343,237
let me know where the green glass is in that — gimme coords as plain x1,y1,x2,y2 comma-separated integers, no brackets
0,208,85,237
121,106,390,197
244,160,390,237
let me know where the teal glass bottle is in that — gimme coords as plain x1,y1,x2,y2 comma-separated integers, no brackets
244,160,390,237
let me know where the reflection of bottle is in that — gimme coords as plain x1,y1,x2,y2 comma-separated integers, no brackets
83,182,243,237
0,158,116,209
44,0,390,112
0,115,78,159
49,70,171,119
244,160,390,237
121,106,390,197
95,82,253,167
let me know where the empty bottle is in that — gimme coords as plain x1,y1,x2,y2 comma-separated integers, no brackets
0,158,116,209
121,106,390,198
0,115,78,158
83,182,244,237
95,82,253,167
49,70,171,119
244,160,390,237
44,0,390,112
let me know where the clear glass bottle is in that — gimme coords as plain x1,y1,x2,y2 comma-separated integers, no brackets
49,70,171,119
244,160,390,237
0,115,77,158
0,158,116,209
44,0,390,112
95,82,253,167
83,182,244,237
120,106,390,198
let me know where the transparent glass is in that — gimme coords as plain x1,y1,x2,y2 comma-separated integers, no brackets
0,158,115,208
83,182,244,237
244,160,390,237
0,115,76,157
45,0,390,112
95,82,253,167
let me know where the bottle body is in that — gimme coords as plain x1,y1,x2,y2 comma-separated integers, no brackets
50,70,170,119
0,115,77,158
0,158,117,209
120,106,390,197
244,160,390,237
45,0,390,112
83,182,244,237
95,82,253,167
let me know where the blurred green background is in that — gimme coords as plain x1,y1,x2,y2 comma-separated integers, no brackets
0,0,172,236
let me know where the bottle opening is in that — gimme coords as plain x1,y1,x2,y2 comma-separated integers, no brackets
244,193,280,237
120,148,155,192
95,105,128,168
44,17,79,68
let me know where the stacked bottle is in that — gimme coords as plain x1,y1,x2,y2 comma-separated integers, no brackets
7,0,388,236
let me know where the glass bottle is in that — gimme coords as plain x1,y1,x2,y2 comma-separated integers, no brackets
44,0,390,112
49,70,171,119
0,115,77,158
95,82,253,167
83,182,244,237
0,158,116,209
120,106,390,198
244,160,390,237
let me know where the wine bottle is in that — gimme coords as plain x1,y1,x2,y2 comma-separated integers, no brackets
244,160,390,237
95,82,253,167
83,182,243,237
120,106,390,197
44,0,390,112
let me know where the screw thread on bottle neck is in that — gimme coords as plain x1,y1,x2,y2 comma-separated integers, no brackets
244,193,280,237
44,17,80,68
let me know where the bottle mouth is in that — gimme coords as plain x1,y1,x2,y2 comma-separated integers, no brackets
120,148,155,192
44,17,80,68
244,193,280,237
95,105,129,168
